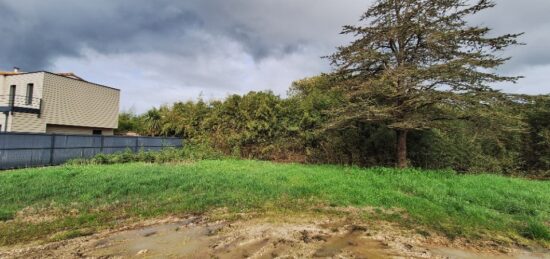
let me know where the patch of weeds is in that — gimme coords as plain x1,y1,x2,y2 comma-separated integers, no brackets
416,229,431,237
66,142,226,166
0,210,14,221
440,225,468,241
521,221,550,241
385,211,404,222
50,229,94,242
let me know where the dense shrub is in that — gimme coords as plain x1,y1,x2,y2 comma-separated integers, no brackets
116,75,549,176
67,141,225,166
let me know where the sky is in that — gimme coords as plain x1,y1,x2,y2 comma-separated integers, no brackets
1,0,549,112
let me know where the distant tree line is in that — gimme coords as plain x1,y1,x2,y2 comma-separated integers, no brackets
118,77,549,176
118,0,549,177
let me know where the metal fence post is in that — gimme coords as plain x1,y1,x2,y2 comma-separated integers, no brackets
100,135,105,153
135,137,139,152
49,134,56,165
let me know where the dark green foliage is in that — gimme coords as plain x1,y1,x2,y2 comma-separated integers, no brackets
115,111,144,135
113,0,547,176
522,221,550,241
112,0,550,177
67,145,224,166
524,96,550,173
0,210,14,221
117,84,548,176
113,1,547,176
327,0,522,167
144,108,163,136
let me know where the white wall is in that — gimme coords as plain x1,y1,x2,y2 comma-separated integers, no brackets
0,112,6,131
3,72,44,100
1,72,45,133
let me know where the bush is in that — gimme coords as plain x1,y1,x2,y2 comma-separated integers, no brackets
522,220,550,241
116,80,550,176
66,141,226,166
180,138,226,160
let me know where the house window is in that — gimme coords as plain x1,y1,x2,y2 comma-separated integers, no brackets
93,130,102,135
26,84,34,105
9,85,16,106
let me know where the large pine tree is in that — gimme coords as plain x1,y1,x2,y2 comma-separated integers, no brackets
328,0,523,168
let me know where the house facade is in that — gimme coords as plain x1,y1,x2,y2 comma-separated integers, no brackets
0,69,120,135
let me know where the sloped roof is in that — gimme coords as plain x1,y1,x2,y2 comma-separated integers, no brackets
55,72,86,81
0,71,86,81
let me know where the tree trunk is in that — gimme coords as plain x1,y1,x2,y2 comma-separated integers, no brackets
396,129,408,168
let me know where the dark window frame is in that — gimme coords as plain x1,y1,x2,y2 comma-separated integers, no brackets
9,85,16,106
26,83,34,105
92,130,103,135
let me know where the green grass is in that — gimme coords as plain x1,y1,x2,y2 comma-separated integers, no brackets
0,160,548,246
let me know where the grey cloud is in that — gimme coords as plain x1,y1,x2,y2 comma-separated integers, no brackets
2,0,548,71
0,0,204,69
0,0,368,70
470,0,550,72
1,0,548,112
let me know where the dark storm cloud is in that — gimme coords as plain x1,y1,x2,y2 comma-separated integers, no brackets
0,0,205,69
1,0,369,69
1,0,548,111
2,0,548,72
0,1,81,69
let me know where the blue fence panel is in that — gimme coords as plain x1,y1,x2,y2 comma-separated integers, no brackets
103,136,137,148
0,149,51,169
138,137,163,148
54,135,102,149
0,133,52,149
0,133,183,170
51,147,103,165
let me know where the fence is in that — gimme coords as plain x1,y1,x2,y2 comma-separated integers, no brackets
0,132,183,170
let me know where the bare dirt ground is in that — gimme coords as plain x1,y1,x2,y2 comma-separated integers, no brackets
1,213,548,259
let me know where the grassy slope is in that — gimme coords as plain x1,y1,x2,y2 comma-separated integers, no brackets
0,160,548,246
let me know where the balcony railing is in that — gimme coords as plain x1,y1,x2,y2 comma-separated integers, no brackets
0,95,42,114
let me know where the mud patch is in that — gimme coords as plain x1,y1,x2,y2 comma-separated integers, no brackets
312,231,392,258
1,215,548,259
89,221,226,258
430,247,550,259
